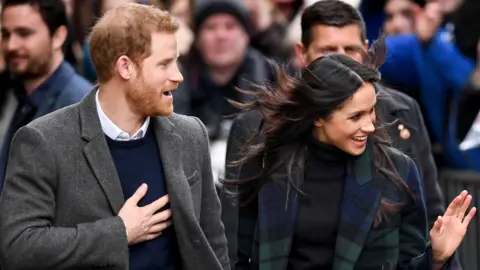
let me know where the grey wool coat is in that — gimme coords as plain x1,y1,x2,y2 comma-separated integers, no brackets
0,87,229,270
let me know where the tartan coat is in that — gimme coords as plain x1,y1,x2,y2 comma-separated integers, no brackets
234,142,446,270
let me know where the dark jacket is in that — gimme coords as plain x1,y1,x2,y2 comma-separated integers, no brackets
0,88,229,270
222,83,446,266
173,48,273,141
0,62,92,191
381,33,475,143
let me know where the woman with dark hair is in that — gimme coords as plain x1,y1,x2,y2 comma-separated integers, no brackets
227,38,476,270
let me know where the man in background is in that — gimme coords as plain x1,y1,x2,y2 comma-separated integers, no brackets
0,0,92,191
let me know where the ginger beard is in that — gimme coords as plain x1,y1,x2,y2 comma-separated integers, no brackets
126,70,174,117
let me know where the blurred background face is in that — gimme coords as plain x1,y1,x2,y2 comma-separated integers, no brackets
1,4,53,78
314,82,377,156
196,14,249,69
384,0,414,35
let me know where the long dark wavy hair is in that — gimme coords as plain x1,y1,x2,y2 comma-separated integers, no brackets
225,37,411,226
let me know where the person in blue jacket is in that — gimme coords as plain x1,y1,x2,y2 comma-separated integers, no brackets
379,0,475,144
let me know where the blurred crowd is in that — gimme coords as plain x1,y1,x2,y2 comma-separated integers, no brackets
2,0,479,179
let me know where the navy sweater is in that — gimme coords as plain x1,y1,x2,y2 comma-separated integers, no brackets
106,127,181,270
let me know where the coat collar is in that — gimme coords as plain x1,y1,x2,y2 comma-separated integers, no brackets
79,86,176,141
79,86,103,142
332,143,384,270
257,142,383,270
8,61,76,118
375,83,419,143
374,83,410,114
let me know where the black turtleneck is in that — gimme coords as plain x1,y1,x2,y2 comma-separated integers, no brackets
288,137,354,270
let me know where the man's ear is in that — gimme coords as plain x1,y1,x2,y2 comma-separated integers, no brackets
116,56,136,81
52,25,68,51
313,118,325,128
295,42,307,67
364,39,369,51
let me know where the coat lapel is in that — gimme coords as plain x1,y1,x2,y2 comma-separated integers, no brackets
333,143,383,270
387,119,417,154
151,116,196,217
151,116,198,257
80,87,125,214
258,164,302,270
376,84,418,154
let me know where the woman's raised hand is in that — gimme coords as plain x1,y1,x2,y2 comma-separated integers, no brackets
430,190,477,265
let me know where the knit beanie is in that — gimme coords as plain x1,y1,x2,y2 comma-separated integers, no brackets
193,0,251,35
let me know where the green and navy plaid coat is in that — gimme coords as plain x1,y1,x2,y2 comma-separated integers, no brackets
234,143,451,270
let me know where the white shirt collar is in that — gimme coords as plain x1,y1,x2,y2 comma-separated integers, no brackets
95,90,150,141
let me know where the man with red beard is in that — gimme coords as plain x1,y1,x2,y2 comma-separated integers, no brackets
0,3,229,270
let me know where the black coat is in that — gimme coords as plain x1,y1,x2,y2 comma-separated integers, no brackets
173,49,273,141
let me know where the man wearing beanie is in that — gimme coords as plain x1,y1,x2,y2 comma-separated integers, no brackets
173,0,273,142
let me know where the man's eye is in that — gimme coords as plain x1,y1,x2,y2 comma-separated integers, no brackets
350,114,361,121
